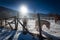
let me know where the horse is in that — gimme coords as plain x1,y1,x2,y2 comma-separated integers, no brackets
35,20,50,31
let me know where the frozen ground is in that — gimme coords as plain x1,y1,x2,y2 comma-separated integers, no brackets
13,19,60,40
0,19,60,40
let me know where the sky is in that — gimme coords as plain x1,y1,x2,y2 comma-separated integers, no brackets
0,0,60,14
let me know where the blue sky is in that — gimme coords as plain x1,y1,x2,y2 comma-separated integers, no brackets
0,0,60,14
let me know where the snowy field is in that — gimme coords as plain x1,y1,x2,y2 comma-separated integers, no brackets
13,19,60,40
0,19,60,40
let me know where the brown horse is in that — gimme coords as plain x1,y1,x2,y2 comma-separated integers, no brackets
35,20,50,31
55,15,60,23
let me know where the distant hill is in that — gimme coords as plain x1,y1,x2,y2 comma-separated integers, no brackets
0,6,48,19
0,6,60,19
0,6,19,18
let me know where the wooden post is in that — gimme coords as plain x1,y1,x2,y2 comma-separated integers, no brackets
1,20,3,26
16,18,18,30
37,13,42,40
5,19,7,27
14,16,18,30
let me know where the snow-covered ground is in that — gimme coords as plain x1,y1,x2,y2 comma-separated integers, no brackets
0,19,60,40
13,19,60,40
42,19,60,37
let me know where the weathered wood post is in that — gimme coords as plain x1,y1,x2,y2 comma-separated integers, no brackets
1,19,3,26
37,13,42,39
5,19,7,27
37,13,45,40
14,16,18,30
37,13,47,40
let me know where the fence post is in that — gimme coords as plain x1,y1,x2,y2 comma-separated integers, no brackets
37,13,43,40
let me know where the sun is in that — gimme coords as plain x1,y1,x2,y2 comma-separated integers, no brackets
19,4,28,16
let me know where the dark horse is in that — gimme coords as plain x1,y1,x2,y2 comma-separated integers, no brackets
35,20,50,31
55,15,60,23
